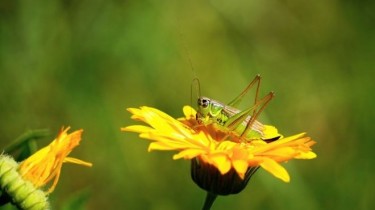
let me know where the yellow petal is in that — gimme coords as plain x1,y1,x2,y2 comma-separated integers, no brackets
64,157,93,167
262,125,281,139
259,158,290,182
148,142,181,151
295,151,317,159
183,105,197,119
261,147,296,158
233,159,248,179
209,154,231,175
121,125,154,133
173,149,206,159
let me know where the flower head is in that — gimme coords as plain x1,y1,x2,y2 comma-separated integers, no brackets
18,127,92,193
122,106,316,183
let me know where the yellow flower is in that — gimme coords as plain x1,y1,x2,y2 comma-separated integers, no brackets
122,106,316,183
18,127,92,193
0,127,92,209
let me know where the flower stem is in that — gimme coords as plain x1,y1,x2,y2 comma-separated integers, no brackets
202,192,218,210
4,129,50,154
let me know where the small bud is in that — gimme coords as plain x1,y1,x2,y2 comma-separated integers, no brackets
0,155,50,210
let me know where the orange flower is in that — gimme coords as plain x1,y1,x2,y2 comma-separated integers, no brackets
18,127,92,193
122,106,316,182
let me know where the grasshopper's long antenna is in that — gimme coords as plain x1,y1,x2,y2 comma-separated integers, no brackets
191,77,201,107
177,19,197,79
177,20,201,110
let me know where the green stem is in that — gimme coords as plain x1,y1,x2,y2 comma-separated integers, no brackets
4,129,50,153
202,192,218,210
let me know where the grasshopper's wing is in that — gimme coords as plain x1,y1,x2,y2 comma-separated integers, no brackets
223,105,263,135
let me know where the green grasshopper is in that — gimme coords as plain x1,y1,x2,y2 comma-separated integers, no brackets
195,75,281,141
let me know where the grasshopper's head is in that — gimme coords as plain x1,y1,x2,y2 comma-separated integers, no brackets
196,97,211,124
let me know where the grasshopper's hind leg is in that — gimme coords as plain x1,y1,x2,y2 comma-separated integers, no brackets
240,92,274,139
224,92,275,140
227,74,261,108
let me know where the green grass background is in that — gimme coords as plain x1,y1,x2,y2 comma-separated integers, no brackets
1,0,374,209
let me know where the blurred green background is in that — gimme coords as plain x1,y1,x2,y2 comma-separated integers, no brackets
1,0,374,209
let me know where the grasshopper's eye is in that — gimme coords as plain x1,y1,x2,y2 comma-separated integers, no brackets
198,98,209,108
202,99,209,108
